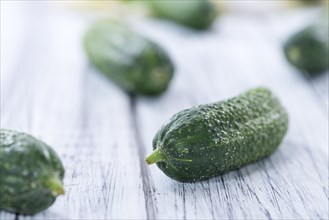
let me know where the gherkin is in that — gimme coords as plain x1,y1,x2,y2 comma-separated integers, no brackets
84,20,174,96
148,0,217,30
146,87,288,182
0,129,64,215
284,23,329,74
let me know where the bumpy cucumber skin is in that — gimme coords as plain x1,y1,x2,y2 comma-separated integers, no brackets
150,88,288,182
284,25,329,74
84,20,174,96
0,129,64,215
149,0,217,30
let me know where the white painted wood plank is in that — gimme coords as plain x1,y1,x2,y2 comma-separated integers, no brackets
308,72,329,109
1,2,146,219
0,1,33,88
0,3,40,219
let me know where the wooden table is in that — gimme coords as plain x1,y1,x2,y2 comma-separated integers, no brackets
1,2,328,219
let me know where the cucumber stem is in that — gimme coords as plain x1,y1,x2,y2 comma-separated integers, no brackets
47,178,65,196
145,148,165,165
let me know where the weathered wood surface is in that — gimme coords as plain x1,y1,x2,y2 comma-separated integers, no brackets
1,2,328,220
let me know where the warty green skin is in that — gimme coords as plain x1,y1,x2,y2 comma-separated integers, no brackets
0,129,65,215
146,87,288,182
84,20,174,96
284,23,329,74
148,0,217,30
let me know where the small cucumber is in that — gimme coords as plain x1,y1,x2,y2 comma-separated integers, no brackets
284,23,329,74
148,0,217,30
146,87,288,182
0,129,65,215
84,20,174,96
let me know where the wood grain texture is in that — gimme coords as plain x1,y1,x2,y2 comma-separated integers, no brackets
1,2,328,220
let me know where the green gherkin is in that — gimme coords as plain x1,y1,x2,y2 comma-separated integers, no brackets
148,0,217,30
0,129,64,215
284,23,329,74
84,20,174,96
146,87,288,182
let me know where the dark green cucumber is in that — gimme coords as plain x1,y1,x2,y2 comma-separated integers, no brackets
148,0,217,30
146,87,288,182
0,129,64,215
284,23,329,74
84,20,174,96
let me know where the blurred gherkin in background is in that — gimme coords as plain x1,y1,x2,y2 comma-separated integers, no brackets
148,0,217,30
284,13,329,74
84,20,174,96
286,0,324,7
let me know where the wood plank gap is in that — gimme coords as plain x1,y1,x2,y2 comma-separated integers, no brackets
182,184,186,220
129,95,156,220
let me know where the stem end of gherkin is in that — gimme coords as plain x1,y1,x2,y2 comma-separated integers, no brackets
47,177,65,196
145,148,165,165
